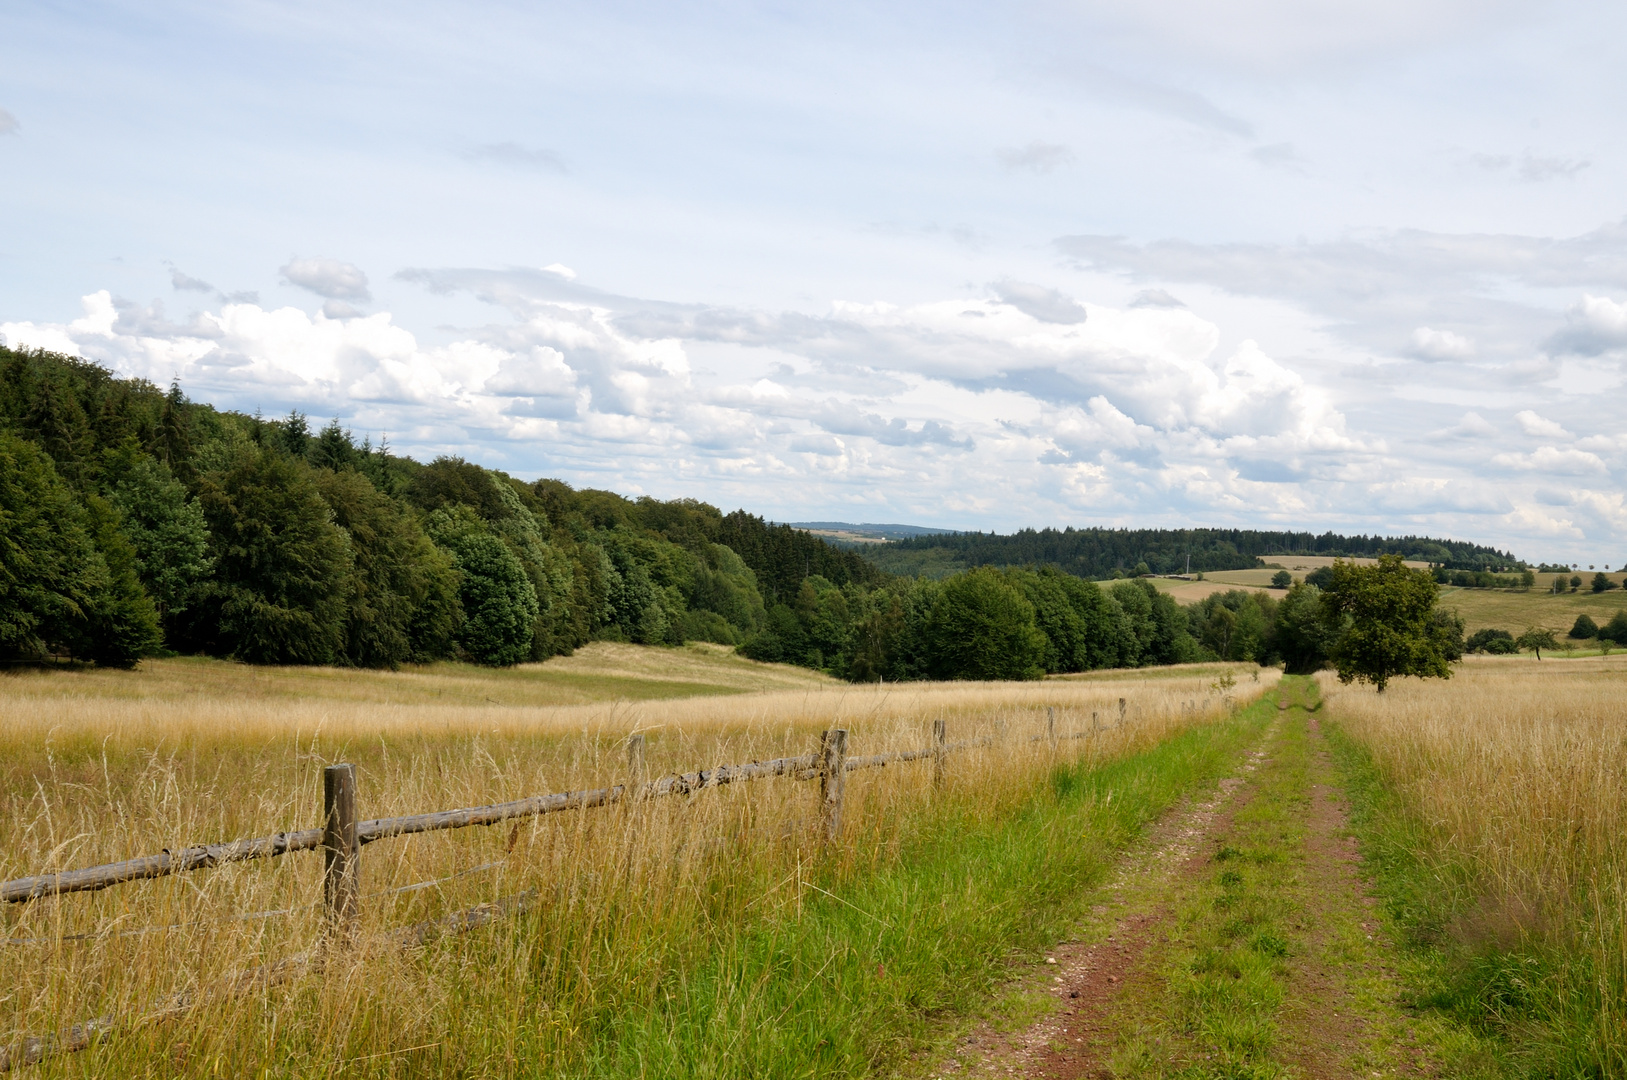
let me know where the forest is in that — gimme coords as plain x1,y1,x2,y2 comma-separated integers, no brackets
865,523,1522,578
0,345,1460,681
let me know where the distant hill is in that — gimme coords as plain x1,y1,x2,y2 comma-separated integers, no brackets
859,527,1523,581
787,521,959,546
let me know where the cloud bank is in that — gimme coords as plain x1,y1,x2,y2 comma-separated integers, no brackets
6,248,1624,561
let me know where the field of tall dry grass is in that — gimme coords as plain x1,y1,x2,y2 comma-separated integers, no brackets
0,653,1275,1075
1321,654,1627,1069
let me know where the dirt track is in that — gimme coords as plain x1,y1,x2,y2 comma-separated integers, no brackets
923,680,1448,1079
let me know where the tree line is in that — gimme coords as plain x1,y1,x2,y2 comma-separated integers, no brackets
0,346,879,669
0,346,1464,692
866,524,1522,580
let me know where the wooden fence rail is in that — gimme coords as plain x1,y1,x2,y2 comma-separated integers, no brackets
0,705,1163,1072
0,720,1125,909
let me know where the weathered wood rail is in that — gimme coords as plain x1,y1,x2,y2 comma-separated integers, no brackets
0,705,1155,1072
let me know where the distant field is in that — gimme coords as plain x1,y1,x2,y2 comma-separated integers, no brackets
1438,583,1627,636
1150,560,1627,637
0,641,834,715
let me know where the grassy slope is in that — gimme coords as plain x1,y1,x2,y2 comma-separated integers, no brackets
0,641,836,710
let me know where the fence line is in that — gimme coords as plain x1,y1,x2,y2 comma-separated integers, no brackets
0,715,1145,909
0,707,1174,1072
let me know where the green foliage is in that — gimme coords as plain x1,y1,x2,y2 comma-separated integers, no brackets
428,508,538,666
103,450,212,624
1591,571,1614,593
0,433,158,664
316,469,461,667
1515,626,1560,660
74,493,163,666
1569,613,1599,639
1272,583,1333,673
1270,569,1292,588
186,446,354,664
924,567,1046,680
870,525,1517,580
1599,611,1627,644
1466,627,1517,654
1321,555,1453,692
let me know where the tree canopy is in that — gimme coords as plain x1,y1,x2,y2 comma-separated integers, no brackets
1320,555,1454,691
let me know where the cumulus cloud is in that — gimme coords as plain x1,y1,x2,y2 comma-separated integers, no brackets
280,257,371,302
1514,410,1570,440
1408,326,1474,360
996,141,1075,174
463,142,568,172
1054,221,1627,366
1427,411,1497,440
6,266,1625,558
1548,294,1627,355
0,109,17,136
1491,446,1605,475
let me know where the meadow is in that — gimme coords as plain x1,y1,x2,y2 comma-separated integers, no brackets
0,647,1276,1076
1322,654,1627,1073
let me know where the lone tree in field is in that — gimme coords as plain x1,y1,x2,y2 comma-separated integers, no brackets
1516,626,1560,660
1270,569,1292,588
1320,555,1454,692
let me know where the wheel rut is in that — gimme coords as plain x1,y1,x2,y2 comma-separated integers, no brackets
919,680,1442,1080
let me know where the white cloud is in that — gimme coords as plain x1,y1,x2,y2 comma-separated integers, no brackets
1491,446,1605,474
280,258,372,302
7,271,1625,562
1550,294,1627,356
1514,410,1571,440
1428,411,1497,440
1408,326,1474,360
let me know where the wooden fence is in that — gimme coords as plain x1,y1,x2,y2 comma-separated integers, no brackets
0,702,1135,1070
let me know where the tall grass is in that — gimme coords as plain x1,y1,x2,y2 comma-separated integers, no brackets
1321,655,1627,1074
0,657,1276,1076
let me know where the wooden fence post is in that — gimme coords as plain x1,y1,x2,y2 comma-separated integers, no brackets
322,764,359,941
1046,706,1056,747
627,733,646,798
932,718,946,788
820,729,848,841
1117,698,1127,724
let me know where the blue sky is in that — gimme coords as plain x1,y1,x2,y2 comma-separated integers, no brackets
4,1,1626,562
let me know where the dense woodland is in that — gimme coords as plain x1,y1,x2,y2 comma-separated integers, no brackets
0,345,1463,681
866,525,1521,579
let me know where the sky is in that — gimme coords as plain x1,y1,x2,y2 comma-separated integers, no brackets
2,1,1625,563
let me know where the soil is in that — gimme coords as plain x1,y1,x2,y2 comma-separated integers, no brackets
919,690,1444,1079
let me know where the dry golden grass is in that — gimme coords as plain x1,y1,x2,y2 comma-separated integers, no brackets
0,651,1276,1071
1319,655,1627,1049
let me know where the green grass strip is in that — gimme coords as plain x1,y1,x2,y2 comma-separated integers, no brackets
531,696,1281,1079
1322,716,1596,1078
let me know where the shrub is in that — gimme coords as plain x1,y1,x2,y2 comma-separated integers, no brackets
1270,570,1292,589
1466,628,1516,654
1598,611,1627,644
1570,614,1599,639
1592,572,1615,593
